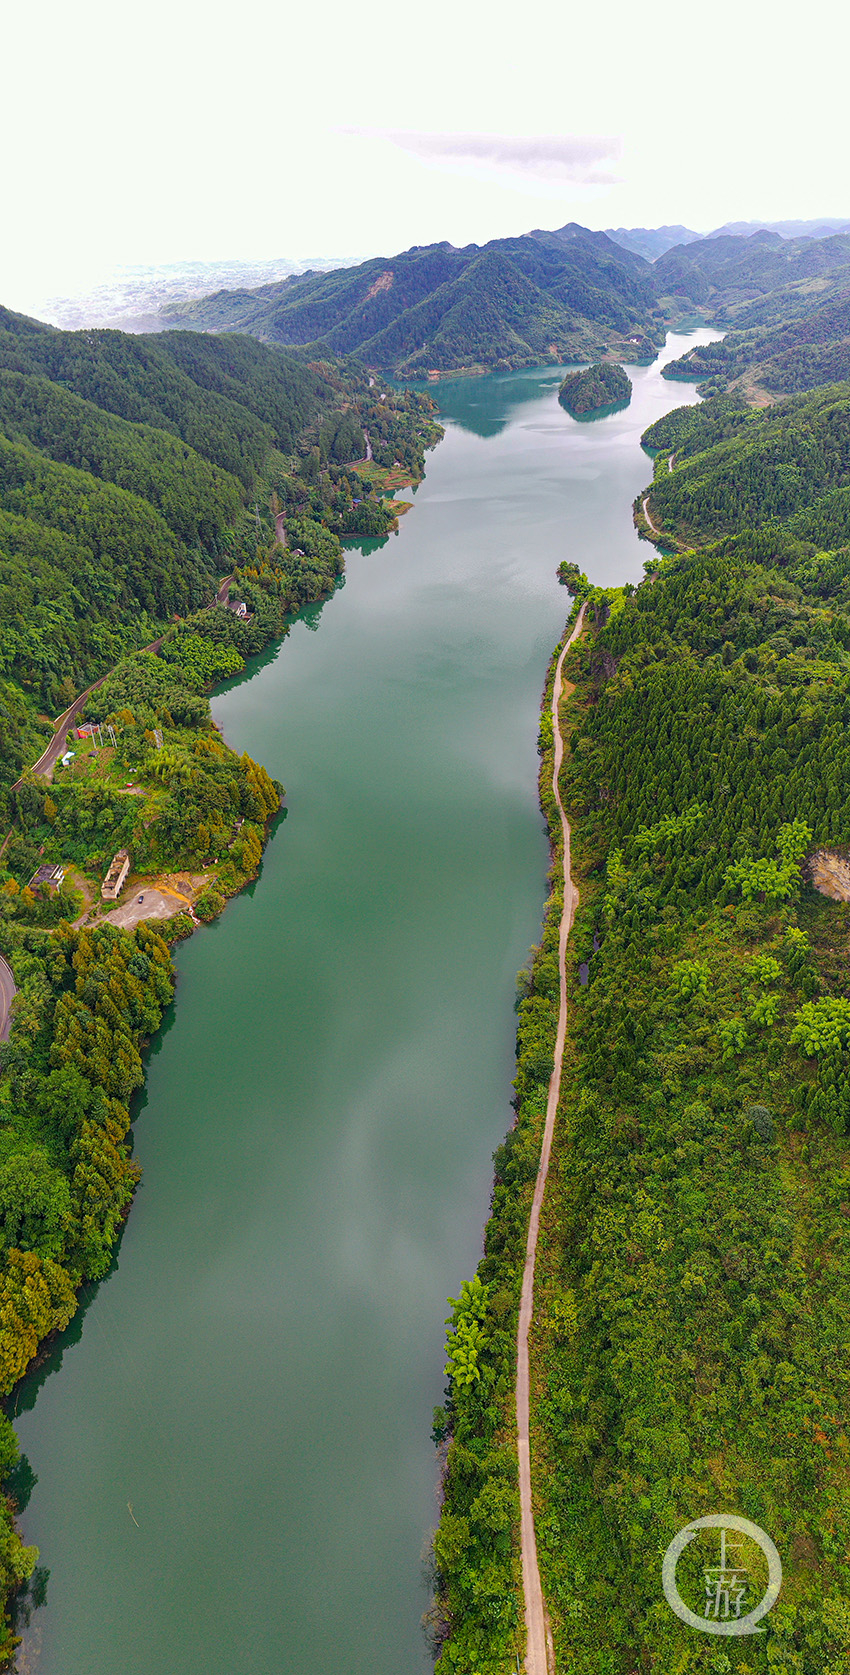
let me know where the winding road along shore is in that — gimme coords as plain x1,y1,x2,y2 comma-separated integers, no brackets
641,493,661,536
0,954,16,1043
517,603,586,1674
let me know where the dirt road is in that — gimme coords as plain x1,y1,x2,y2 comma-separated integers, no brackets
516,603,585,1675
18,633,165,788
0,954,16,1042
641,493,661,536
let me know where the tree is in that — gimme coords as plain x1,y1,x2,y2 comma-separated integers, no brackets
0,1151,71,1260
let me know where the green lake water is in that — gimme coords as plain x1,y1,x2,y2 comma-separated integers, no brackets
14,334,718,1675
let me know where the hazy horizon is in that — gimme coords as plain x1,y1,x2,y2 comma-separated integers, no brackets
18,210,850,333
3,0,846,318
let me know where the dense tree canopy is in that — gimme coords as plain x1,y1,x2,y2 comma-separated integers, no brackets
558,361,631,417
433,362,850,1671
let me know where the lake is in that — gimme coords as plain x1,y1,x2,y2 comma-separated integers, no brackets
15,332,719,1675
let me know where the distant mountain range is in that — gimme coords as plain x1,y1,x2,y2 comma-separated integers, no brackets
604,226,701,261
711,217,850,241
158,217,850,381
164,225,665,377
604,219,850,263
653,229,850,314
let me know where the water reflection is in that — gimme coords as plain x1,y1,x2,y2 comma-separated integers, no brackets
569,397,632,425
410,366,568,437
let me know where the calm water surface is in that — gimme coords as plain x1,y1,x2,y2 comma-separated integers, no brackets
15,334,718,1675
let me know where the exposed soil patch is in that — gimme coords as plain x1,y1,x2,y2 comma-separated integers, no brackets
365,270,394,299
807,848,850,902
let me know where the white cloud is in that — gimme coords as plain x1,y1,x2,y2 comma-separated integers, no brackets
350,131,623,190
0,0,847,314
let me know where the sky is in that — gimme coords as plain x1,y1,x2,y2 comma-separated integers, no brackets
2,0,847,314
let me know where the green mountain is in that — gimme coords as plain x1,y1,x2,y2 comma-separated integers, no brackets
654,228,850,314
165,225,664,375
0,309,437,783
663,291,850,399
641,380,850,553
604,224,701,261
0,313,348,483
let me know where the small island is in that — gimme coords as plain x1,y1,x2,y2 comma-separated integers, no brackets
558,361,632,418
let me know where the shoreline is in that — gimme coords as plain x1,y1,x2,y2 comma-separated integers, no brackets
430,594,587,1671
0,498,414,1663
516,603,586,1673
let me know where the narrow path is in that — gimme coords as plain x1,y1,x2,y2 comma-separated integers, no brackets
517,603,586,1675
18,633,166,788
17,572,233,793
641,493,661,536
0,954,16,1043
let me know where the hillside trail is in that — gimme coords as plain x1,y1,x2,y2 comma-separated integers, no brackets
641,493,661,535
16,571,236,792
516,602,585,1675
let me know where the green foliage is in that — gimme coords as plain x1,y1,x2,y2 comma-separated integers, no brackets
719,1014,748,1058
791,995,850,1056
194,890,225,923
0,1151,71,1260
445,1276,490,1391
671,957,711,998
746,1103,775,1140
437,422,850,1667
558,361,631,417
641,383,850,553
49,921,174,1102
159,630,244,691
168,229,662,375
84,649,208,728
556,560,589,595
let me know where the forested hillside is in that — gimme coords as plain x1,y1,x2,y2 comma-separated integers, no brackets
166,225,665,375
663,294,850,398
654,228,850,313
524,543,850,1672
432,326,850,1668
640,382,850,551
0,309,440,792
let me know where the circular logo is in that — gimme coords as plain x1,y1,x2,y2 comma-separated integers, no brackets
661,1514,782,1636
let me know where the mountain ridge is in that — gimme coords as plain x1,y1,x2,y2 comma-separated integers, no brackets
164,224,665,376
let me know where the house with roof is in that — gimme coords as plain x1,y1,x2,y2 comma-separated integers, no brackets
28,863,66,893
